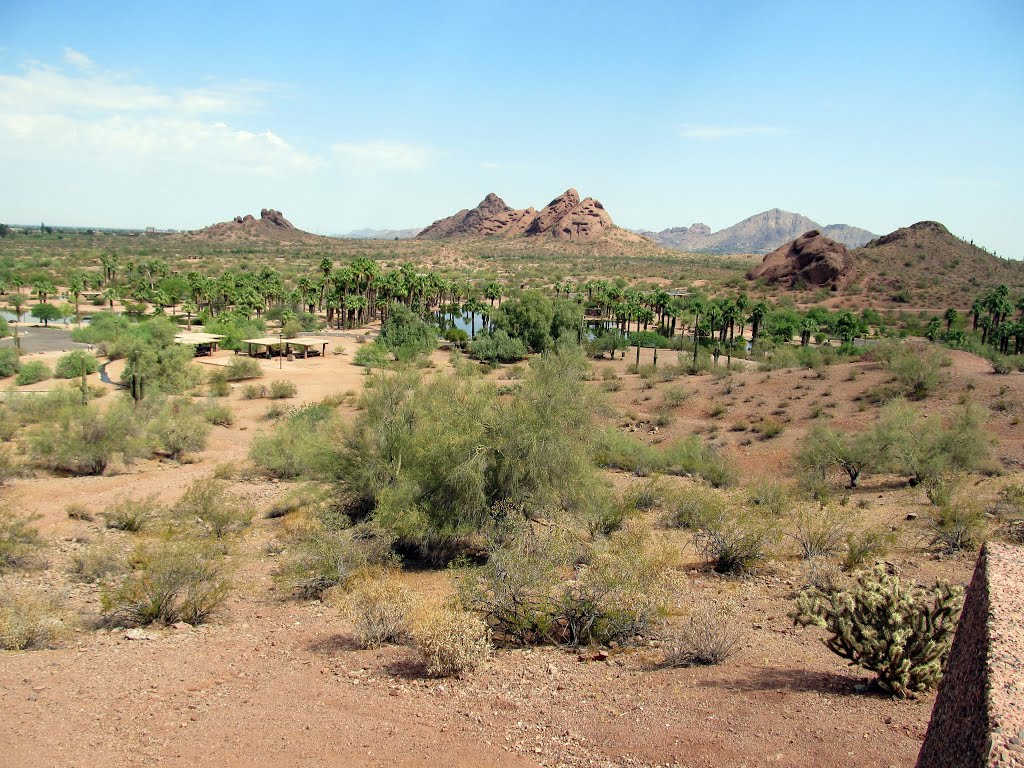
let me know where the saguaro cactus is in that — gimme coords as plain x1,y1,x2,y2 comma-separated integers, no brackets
130,373,145,405
791,565,963,698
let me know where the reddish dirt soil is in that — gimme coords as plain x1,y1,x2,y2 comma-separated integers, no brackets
2,337,1021,768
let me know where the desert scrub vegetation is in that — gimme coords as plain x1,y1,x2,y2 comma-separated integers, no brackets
664,602,744,667
100,539,230,627
693,506,780,575
173,479,252,538
53,350,98,379
413,605,491,677
102,494,164,532
250,403,342,479
224,357,263,381
594,430,737,488
461,520,676,647
275,522,395,600
792,565,963,698
871,340,948,400
268,379,298,399
0,584,68,650
15,360,51,386
68,540,130,584
796,399,991,489
0,509,45,571
343,572,412,648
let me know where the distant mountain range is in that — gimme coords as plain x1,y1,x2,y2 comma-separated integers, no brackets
337,227,420,240
639,209,876,254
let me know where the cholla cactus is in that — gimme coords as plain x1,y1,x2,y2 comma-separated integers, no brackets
792,565,963,698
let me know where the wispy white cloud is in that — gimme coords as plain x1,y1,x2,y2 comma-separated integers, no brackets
0,53,318,174
680,124,794,140
62,47,94,71
331,141,432,170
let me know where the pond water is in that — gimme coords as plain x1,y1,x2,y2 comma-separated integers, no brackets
1,310,92,326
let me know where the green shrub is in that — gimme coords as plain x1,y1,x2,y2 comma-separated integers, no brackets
101,540,230,627
0,348,20,377
275,522,394,599
694,508,779,575
148,398,211,460
0,510,45,571
792,566,963,698
200,400,234,426
789,506,849,559
15,361,51,386
268,379,298,399
470,329,528,364
207,370,230,397
663,436,739,488
353,340,393,369
461,521,675,647
927,502,985,553
666,486,727,529
27,399,145,475
0,585,68,650
174,480,252,538
842,527,896,570
103,495,163,532
68,540,129,583
746,480,790,516
379,304,438,358
53,351,99,379
250,403,341,479
242,383,268,399
224,357,263,381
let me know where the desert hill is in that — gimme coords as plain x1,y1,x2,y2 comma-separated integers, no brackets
748,220,1024,307
850,220,1024,306
417,189,641,243
643,209,875,253
185,209,328,244
338,227,419,240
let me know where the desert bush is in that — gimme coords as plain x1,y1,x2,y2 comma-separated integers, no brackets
224,357,263,381
792,566,963,698
268,379,298,399
926,501,985,553
250,403,341,479
593,428,662,476
200,400,234,426
207,370,230,397
877,342,946,400
68,540,129,583
0,510,45,571
0,585,68,650
746,480,791,516
470,329,528,364
242,383,268,399
0,347,20,377
879,400,991,484
379,303,439,359
174,480,252,538
662,386,691,408
65,503,94,521
796,425,881,489
344,573,412,648
664,602,744,667
663,436,738,488
352,340,392,369
693,508,779,575
275,522,395,599
666,485,727,529
789,506,849,559
623,477,667,512
28,400,142,475
53,350,98,379
15,361,51,386
843,527,896,570
101,540,230,627
147,398,211,460
103,494,163,532
413,606,491,677
462,521,675,647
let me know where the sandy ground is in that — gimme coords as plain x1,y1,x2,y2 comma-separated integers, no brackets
1,334,1021,768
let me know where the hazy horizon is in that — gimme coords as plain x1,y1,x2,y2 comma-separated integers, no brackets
2,1,1022,258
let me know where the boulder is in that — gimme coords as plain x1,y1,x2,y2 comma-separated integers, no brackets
525,188,581,236
550,197,615,241
747,230,854,288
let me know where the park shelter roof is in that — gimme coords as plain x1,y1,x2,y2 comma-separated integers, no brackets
174,332,225,344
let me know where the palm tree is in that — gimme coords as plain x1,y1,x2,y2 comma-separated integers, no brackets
750,301,769,343
181,301,198,330
68,274,85,327
485,283,502,308
462,297,487,338
943,307,958,335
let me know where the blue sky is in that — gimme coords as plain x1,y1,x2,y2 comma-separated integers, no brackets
1,0,1022,257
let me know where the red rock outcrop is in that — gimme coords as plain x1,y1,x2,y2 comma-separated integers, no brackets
260,209,294,229
416,188,618,242
746,230,854,289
